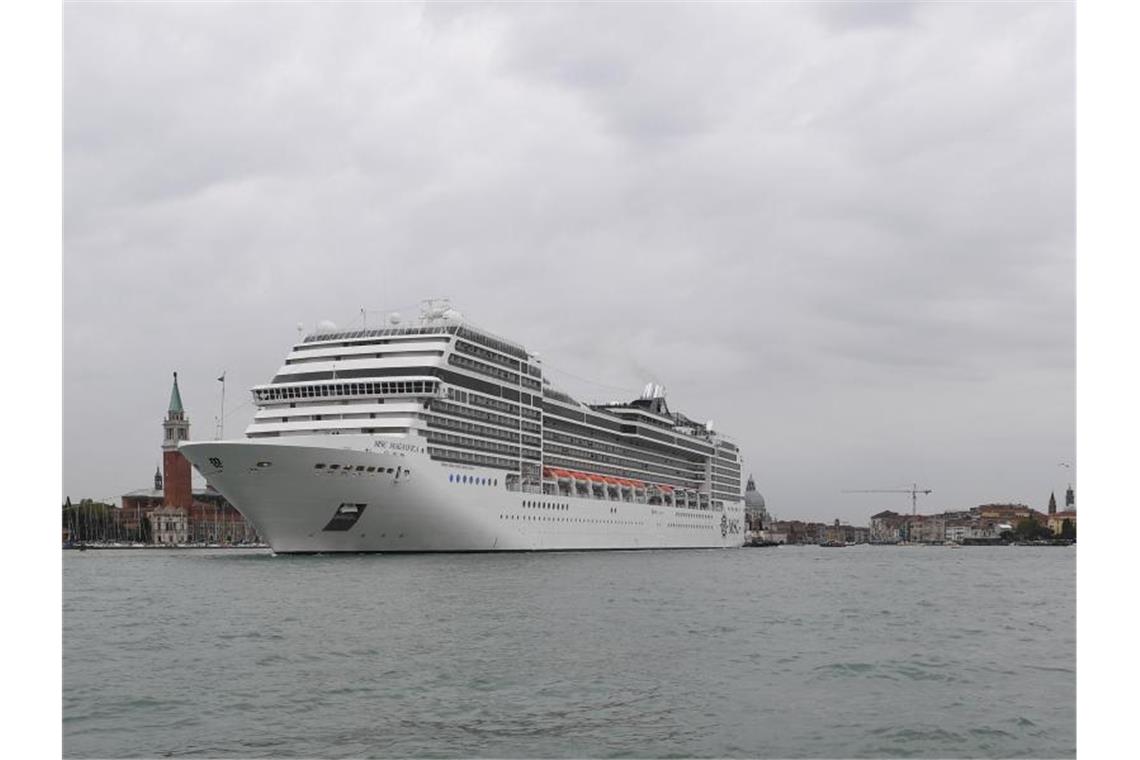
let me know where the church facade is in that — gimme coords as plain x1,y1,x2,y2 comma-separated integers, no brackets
120,373,260,544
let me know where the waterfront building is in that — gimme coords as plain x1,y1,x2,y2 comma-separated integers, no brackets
149,504,188,545
873,503,1063,544
769,520,827,545
945,524,968,543
744,475,769,530
976,503,1037,523
117,467,164,536
121,482,258,543
823,520,842,544
870,510,906,543
909,513,946,544
1046,510,1077,538
119,373,260,544
822,520,870,544
759,528,788,544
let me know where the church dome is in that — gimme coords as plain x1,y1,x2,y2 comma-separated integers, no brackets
744,475,766,511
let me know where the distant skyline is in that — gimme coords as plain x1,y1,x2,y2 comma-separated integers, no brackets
63,2,1075,521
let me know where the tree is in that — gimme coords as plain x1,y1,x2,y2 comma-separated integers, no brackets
64,499,117,542
1015,517,1052,541
137,514,153,544
1060,519,1076,541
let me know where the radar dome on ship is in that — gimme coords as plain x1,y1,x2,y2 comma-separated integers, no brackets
388,312,401,325
443,308,463,320
318,319,337,331
421,299,454,320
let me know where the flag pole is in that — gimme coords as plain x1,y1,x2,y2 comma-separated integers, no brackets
217,372,226,440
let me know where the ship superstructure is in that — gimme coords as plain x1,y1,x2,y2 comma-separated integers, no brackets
180,300,746,552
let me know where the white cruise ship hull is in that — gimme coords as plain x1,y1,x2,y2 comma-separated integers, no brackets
180,437,746,553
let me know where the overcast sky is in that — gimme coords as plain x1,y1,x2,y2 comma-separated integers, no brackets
63,1,1074,522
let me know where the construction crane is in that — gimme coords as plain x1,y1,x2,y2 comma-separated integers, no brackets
842,483,932,516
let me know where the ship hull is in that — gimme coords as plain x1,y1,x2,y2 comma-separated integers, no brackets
180,438,746,553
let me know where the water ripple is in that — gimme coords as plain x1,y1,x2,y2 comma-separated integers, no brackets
64,546,1075,758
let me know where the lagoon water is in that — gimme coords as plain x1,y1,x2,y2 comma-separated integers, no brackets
63,546,1074,758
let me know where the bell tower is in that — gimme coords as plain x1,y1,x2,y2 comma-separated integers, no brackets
162,372,193,508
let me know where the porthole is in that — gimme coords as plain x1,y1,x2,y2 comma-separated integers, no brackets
314,463,326,469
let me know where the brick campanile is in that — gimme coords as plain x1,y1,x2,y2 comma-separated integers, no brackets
162,372,193,509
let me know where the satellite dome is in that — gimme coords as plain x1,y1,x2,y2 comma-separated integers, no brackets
388,312,402,325
443,308,463,320
318,319,337,331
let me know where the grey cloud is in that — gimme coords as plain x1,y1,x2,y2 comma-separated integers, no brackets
64,1,1074,521
817,1,921,32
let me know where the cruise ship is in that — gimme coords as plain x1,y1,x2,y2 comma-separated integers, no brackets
180,300,746,553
